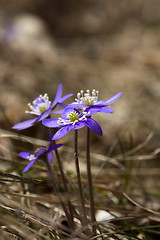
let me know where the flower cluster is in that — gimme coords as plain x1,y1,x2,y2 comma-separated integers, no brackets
12,84,122,237
43,89,122,140
12,84,122,172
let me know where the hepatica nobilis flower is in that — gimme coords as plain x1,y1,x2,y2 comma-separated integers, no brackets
69,89,122,116
20,142,63,173
12,83,73,130
42,107,102,140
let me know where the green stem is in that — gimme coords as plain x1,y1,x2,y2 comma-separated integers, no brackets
86,128,96,236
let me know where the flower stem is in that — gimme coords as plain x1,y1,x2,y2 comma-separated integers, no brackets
74,130,88,232
48,123,74,229
86,128,96,236
53,139,75,229
44,157,72,229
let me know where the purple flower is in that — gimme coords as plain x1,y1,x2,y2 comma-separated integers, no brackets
12,83,73,130
69,89,122,116
20,139,63,173
42,107,102,140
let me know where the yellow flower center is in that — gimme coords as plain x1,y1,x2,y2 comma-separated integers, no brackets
67,110,79,123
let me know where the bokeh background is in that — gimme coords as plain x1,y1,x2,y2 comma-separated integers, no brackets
0,0,160,149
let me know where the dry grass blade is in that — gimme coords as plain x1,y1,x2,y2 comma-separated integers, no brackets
116,132,154,157
0,129,48,146
123,193,160,217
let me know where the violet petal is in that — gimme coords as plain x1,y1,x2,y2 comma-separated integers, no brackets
83,118,102,136
52,125,72,140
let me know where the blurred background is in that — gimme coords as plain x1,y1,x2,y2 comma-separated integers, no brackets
0,0,160,149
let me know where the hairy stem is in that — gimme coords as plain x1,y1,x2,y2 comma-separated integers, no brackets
74,130,89,233
53,139,75,229
86,128,96,236
44,158,72,229
48,123,74,229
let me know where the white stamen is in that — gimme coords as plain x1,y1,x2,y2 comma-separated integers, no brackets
28,154,35,161
25,94,51,116
57,110,88,126
75,89,99,106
